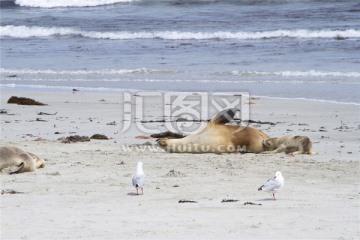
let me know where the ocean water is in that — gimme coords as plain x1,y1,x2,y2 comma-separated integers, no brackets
0,0,359,104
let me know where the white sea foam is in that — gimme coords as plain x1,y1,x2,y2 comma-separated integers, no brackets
0,68,175,75
256,95,360,106
225,70,360,78
0,83,135,92
2,76,359,85
15,0,135,8
1,68,359,84
1,25,360,40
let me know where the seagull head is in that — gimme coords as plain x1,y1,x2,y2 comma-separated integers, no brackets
274,171,284,182
136,161,144,174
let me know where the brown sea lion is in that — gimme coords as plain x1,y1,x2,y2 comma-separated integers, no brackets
0,146,45,174
157,108,270,153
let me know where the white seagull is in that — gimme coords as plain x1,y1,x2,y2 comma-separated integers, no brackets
258,171,284,200
132,161,146,195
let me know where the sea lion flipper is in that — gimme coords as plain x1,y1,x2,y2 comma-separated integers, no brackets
210,108,239,125
150,131,185,139
10,162,25,174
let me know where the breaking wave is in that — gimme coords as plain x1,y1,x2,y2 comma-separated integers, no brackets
1,25,359,40
14,0,135,8
1,68,359,84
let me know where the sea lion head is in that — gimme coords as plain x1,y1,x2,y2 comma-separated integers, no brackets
28,152,45,168
157,138,168,147
157,138,178,153
262,138,279,151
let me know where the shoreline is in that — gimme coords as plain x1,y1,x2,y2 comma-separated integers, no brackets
1,85,359,106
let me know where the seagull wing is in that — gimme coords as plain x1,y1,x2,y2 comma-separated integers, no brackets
132,174,146,188
258,178,282,192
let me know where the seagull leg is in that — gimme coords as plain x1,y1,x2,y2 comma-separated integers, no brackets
273,193,276,200
136,188,139,195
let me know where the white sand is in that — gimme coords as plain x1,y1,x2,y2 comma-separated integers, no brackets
1,89,359,239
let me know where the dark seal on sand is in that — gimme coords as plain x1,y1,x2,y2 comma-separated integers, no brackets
7,96,47,106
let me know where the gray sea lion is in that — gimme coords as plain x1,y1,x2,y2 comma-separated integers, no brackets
262,135,315,155
0,146,45,174
157,108,270,153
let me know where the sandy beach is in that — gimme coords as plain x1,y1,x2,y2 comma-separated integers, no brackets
1,89,359,239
